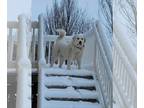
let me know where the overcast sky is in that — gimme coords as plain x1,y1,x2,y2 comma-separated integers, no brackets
8,0,98,20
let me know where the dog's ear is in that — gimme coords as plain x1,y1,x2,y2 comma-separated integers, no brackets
73,35,77,41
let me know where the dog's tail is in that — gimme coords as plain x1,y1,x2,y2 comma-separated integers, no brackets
56,29,66,37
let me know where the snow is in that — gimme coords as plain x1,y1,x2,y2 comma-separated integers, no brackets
43,100,102,108
44,87,98,99
44,76,96,87
39,67,102,108
7,68,37,73
113,103,121,108
43,67,94,76
7,68,16,73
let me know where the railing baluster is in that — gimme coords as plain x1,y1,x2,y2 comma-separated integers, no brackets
124,74,129,96
44,41,47,63
113,32,136,108
31,28,36,63
47,42,50,63
8,28,14,62
122,71,127,91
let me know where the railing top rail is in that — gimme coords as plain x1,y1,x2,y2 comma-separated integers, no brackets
7,21,18,28
7,21,39,28
31,21,39,28
7,34,74,42
113,20,137,72
95,21,112,68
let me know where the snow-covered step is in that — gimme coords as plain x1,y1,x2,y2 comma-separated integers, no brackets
43,100,102,108
44,87,99,100
44,76,96,89
44,68,93,78
39,67,102,108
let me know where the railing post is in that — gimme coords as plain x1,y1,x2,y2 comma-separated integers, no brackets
26,21,32,59
38,14,46,65
8,28,14,61
37,14,46,108
16,14,31,108
31,29,36,63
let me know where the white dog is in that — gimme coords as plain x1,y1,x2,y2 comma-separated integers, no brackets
50,29,86,70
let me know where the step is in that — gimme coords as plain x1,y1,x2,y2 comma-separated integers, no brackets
43,100,102,108
43,87,98,100
44,76,96,88
40,68,102,108
43,68,93,78
45,86,96,90
45,97,98,103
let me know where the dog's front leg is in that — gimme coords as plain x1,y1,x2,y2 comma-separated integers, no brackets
50,46,58,67
67,54,72,70
59,56,64,68
67,48,72,70
50,54,56,67
77,58,81,69
67,58,71,70
50,56,54,67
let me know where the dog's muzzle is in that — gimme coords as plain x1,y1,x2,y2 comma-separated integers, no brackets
74,43,84,50
79,41,82,45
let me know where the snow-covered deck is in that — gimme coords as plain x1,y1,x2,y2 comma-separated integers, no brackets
7,14,136,108
38,66,102,108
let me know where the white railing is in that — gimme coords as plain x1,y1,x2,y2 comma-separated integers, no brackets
7,16,72,68
7,14,113,108
7,15,32,108
83,21,113,108
113,20,137,108
95,22,112,108
7,18,32,69
7,22,18,68
7,14,136,108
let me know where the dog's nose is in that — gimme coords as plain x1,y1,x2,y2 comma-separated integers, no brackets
79,41,82,45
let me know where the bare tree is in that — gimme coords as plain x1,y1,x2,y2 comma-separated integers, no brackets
45,0,93,35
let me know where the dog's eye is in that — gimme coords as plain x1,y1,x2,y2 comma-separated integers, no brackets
77,38,79,40
81,38,83,40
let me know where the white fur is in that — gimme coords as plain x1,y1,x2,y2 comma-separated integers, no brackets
50,30,86,70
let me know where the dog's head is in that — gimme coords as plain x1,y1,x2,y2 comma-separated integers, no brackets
72,34,86,49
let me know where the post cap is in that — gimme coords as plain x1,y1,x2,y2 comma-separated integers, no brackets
18,14,27,21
